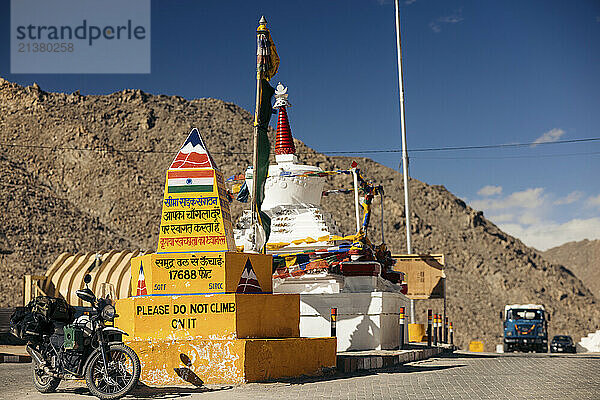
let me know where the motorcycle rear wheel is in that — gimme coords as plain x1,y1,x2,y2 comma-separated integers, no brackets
85,344,141,400
32,364,61,393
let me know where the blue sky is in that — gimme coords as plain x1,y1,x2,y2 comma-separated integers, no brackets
1,0,599,250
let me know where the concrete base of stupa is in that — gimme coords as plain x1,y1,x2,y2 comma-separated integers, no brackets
115,293,337,385
298,292,411,352
127,337,337,385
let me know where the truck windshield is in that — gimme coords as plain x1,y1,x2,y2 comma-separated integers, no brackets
508,309,543,320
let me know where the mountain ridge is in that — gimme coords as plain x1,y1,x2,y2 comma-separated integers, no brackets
543,239,600,299
1,77,598,350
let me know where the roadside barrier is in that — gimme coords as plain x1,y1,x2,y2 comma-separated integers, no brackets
438,314,443,345
444,317,448,344
399,306,405,350
433,313,438,346
450,321,454,345
331,308,337,337
427,310,432,347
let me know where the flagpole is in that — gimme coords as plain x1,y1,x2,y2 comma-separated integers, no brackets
251,16,266,252
394,0,415,323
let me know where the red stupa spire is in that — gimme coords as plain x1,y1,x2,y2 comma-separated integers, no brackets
273,83,296,156
275,106,295,155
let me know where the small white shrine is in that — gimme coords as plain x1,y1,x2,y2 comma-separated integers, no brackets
234,84,411,351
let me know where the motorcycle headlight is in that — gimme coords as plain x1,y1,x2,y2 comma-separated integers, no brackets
101,305,116,321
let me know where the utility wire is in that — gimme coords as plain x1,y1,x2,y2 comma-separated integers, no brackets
412,151,600,160
321,137,600,154
0,137,598,155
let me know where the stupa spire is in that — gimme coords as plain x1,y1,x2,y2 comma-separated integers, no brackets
273,83,296,157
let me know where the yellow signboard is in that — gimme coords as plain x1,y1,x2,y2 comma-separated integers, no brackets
392,254,445,299
115,293,300,341
156,127,236,253
130,252,273,296
157,168,236,253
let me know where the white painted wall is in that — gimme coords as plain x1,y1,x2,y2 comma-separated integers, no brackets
299,292,411,351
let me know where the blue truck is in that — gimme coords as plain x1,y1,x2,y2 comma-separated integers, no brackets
501,304,549,353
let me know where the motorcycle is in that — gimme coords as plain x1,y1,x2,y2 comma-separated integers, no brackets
10,274,140,400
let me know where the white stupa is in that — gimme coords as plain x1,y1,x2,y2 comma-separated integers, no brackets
235,83,341,252
233,84,411,352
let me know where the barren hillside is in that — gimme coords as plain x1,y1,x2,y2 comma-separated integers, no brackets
543,240,600,299
1,78,598,350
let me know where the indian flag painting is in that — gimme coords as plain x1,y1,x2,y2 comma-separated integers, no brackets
170,128,218,170
167,170,214,193
157,126,237,253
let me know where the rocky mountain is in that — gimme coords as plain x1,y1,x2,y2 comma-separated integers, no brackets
543,240,600,299
1,77,598,351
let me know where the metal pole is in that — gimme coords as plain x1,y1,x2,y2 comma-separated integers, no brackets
251,17,264,252
433,314,438,346
394,0,412,256
331,308,337,337
427,309,432,347
443,277,447,342
444,316,449,344
352,168,361,233
399,306,405,350
394,0,415,325
380,192,385,244
438,314,443,345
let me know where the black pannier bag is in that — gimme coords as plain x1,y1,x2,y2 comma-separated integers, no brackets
9,296,75,342
9,306,45,342
31,296,75,324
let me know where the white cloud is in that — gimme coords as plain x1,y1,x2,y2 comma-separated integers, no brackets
587,194,600,207
532,128,565,147
471,188,545,211
554,191,583,205
488,213,514,223
518,212,541,225
477,185,502,197
470,187,600,250
429,10,463,33
498,218,600,251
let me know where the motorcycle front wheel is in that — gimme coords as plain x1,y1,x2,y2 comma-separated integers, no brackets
85,344,141,400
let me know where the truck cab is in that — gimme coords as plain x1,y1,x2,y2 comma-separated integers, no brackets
502,304,548,353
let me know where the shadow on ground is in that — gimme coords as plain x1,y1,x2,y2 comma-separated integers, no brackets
53,383,234,399
269,361,464,386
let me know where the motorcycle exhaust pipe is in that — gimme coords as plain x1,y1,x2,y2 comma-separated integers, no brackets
26,345,44,366
26,345,60,378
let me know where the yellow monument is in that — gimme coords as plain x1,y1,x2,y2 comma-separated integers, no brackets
115,128,336,385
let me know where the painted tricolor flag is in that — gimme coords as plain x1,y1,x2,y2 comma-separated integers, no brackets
170,128,218,170
167,169,214,194
136,263,147,296
236,259,262,293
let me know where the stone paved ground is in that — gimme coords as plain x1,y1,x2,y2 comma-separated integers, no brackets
1,352,599,400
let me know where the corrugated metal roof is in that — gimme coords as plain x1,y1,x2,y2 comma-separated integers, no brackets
43,250,146,306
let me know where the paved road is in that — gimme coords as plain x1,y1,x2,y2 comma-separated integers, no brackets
1,352,599,400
